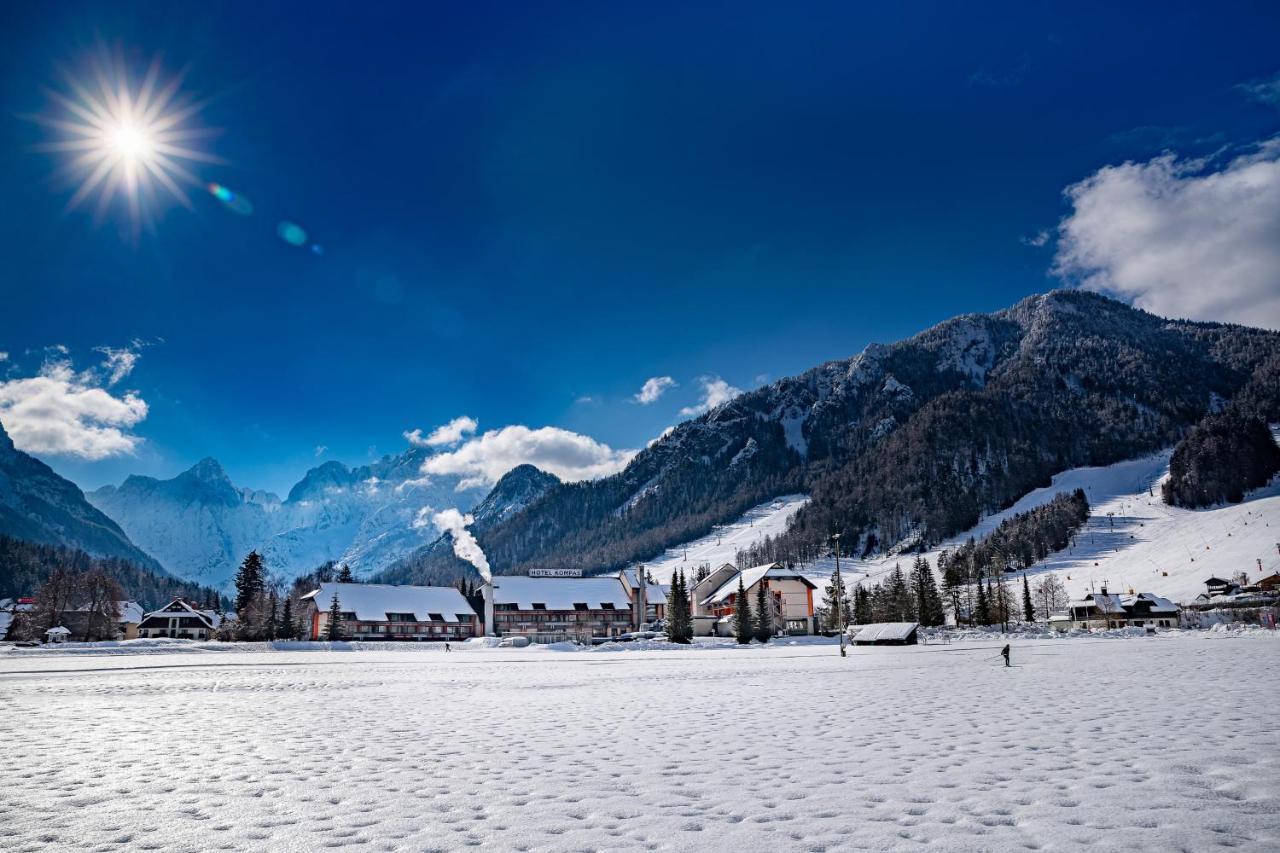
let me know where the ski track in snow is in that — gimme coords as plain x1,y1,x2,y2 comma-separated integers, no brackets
1,636,1277,852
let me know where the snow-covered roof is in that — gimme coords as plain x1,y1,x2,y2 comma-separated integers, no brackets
0,611,12,639
70,601,145,623
45,626,71,635
492,576,631,610
141,599,222,628
853,622,918,642
702,563,816,605
302,583,476,622
619,569,668,605
1121,592,1179,612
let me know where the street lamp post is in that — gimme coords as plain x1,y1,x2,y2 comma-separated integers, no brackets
832,533,847,657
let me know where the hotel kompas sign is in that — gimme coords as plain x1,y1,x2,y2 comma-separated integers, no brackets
528,569,583,578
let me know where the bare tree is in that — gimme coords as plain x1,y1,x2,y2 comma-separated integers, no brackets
1033,574,1067,621
79,570,125,641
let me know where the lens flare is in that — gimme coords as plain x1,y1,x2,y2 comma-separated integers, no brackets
277,221,308,246
32,49,221,239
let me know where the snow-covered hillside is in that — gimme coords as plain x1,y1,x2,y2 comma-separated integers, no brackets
803,448,1280,604
645,494,809,583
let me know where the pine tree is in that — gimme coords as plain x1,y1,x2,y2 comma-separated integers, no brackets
336,563,354,583
280,595,295,641
1022,574,1036,623
667,569,692,644
975,573,991,626
733,576,753,644
911,556,946,627
754,581,772,643
887,564,913,621
326,592,344,642
852,584,870,625
266,590,279,641
821,573,851,632
234,551,266,616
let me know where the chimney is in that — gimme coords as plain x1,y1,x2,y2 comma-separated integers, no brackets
483,580,496,637
635,566,647,630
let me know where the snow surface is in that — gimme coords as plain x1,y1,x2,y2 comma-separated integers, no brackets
1,634,1277,851
801,449,1280,605
645,493,809,583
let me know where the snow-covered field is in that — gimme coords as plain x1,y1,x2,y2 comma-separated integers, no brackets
2,634,1277,852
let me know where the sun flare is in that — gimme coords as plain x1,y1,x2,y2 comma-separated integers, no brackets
33,51,220,237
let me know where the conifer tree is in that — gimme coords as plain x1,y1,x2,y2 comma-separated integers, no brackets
266,589,279,641
667,569,692,644
733,576,753,644
975,572,991,626
326,592,344,642
336,563,354,583
754,581,772,643
1022,574,1036,623
852,584,870,625
887,564,913,621
234,551,266,616
911,556,946,627
280,595,295,641
821,573,852,632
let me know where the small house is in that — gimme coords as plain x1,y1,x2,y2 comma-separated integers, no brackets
1053,588,1179,630
137,599,223,640
1203,577,1238,597
1256,573,1280,593
44,626,70,644
852,622,919,645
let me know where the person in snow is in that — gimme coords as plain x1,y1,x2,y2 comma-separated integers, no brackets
1001,644,1011,667
444,641,451,652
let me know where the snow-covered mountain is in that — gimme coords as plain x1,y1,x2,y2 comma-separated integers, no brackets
0,419,162,571
88,449,489,589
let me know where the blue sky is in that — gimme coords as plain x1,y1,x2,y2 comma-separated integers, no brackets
2,1,1278,495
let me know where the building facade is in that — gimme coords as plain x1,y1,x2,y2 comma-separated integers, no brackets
301,582,479,641
138,599,223,640
1050,589,1180,631
690,562,816,636
487,575,634,642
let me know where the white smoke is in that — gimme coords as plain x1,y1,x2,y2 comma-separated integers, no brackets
418,507,491,583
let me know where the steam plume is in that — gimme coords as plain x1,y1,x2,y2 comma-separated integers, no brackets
423,507,491,583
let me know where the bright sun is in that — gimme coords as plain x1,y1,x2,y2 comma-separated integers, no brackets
34,51,219,237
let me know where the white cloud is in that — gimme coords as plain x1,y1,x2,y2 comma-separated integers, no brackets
314,445,328,457
647,425,676,448
679,376,743,416
1054,140,1280,329
1021,229,1050,248
94,346,139,386
1238,72,1280,109
0,352,9,362
634,376,677,405
421,425,636,490
404,415,478,448
0,355,148,460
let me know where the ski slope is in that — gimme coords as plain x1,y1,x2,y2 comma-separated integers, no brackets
805,448,1280,604
643,493,809,583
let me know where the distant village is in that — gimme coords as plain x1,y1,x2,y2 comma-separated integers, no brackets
3,552,1278,647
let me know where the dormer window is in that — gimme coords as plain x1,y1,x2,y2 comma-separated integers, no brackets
573,602,589,611
427,613,445,622
532,603,547,610
386,612,417,622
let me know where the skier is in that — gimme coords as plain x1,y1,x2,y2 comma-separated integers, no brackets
1001,643,1011,667
444,641,451,652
